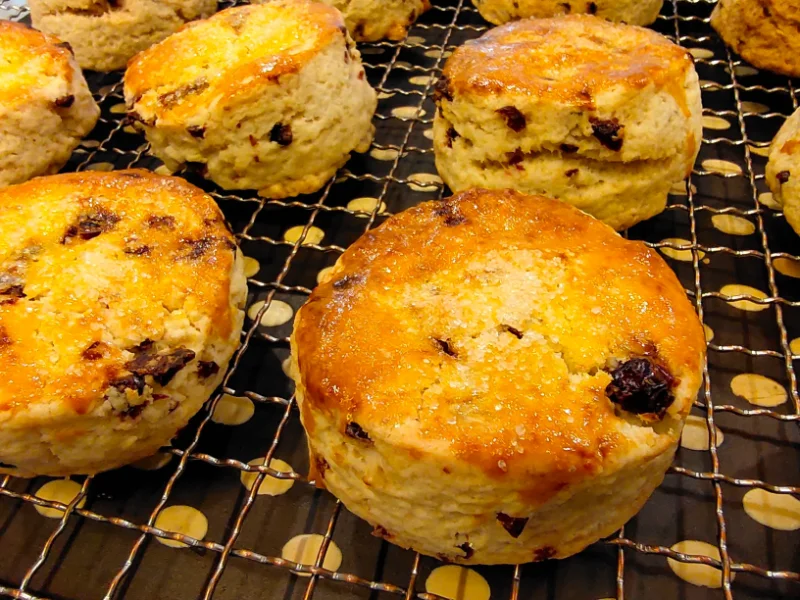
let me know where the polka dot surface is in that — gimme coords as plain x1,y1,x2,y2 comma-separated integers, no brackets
241,458,295,496
281,534,343,576
405,35,426,45
423,128,434,140
704,324,714,342
731,373,787,407
680,415,724,451
409,75,435,86
711,214,755,236
281,356,295,378
669,181,697,195
377,91,394,99
408,172,442,192
316,266,335,284
790,337,800,355
702,159,742,176
154,505,208,548
370,148,400,161
424,49,452,59
34,480,85,519
719,284,768,312
689,48,714,59
702,116,731,131
247,300,294,327
243,256,260,278
347,196,386,216
741,101,769,114
743,488,800,530
132,453,172,471
391,106,425,119
283,225,324,245
86,162,115,172
212,394,255,426
749,144,771,158
774,257,800,278
110,103,127,114
758,191,780,208
667,540,724,588
659,238,703,262
154,164,172,175
81,139,100,148
425,565,491,600
734,65,759,77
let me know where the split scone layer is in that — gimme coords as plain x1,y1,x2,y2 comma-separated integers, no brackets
29,0,217,72
433,15,702,231
711,0,800,78
0,21,99,188
291,188,706,565
766,107,800,237
472,0,663,26
0,170,246,477
124,0,377,198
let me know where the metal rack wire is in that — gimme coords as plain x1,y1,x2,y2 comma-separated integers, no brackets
0,1,798,599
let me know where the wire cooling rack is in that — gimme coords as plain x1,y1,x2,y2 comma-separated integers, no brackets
0,1,798,599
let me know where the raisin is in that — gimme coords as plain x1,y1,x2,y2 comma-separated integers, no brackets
181,237,214,259
345,421,372,442
590,117,623,151
506,148,524,166
124,245,151,256
63,210,121,242
0,326,11,347
127,111,155,128
56,41,74,54
446,126,460,148
777,170,791,184
111,373,146,395
372,525,391,538
565,168,579,177
54,94,75,108
197,360,219,379
187,125,206,139
533,546,556,561
497,513,529,538
158,78,209,107
0,283,24,299
587,1,598,14
433,199,467,226
0,461,17,469
248,134,258,147
270,123,293,146
560,143,579,153
500,324,523,339
433,337,457,357
333,274,365,290
496,106,526,132
434,75,453,103
126,343,196,386
147,215,175,229
605,358,675,417
82,341,107,360
456,542,474,560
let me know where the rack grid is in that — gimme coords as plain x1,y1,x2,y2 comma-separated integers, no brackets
0,1,798,599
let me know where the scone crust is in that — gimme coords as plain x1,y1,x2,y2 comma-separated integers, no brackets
711,0,800,77
292,189,705,563
29,0,218,72
472,0,663,27
0,170,246,476
315,0,431,41
0,22,99,187
766,108,800,236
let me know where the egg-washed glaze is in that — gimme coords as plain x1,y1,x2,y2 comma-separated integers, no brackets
291,189,705,564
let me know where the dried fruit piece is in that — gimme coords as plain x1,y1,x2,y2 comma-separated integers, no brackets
497,513,528,538
496,106,526,132
345,421,372,443
605,358,675,417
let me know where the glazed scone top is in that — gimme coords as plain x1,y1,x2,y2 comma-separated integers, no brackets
125,1,347,123
0,170,238,416
0,21,76,110
442,15,693,110
294,189,705,491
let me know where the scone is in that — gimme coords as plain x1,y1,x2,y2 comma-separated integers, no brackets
0,22,99,188
28,0,217,72
711,0,800,77
766,108,800,236
124,1,377,198
433,16,702,231
315,0,430,41
0,170,246,477
472,0,663,26
291,189,706,565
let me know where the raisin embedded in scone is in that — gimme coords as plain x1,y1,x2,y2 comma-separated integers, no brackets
432,15,703,231
290,188,706,565
766,107,800,237
123,0,377,198
0,21,99,188
0,170,247,477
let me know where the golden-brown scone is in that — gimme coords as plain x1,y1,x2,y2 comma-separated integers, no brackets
433,16,702,231
766,107,800,236
472,0,663,27
0,21,99,188
291,188,706,565
711,0,800,77
0,170,246,477
124,1,377,198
